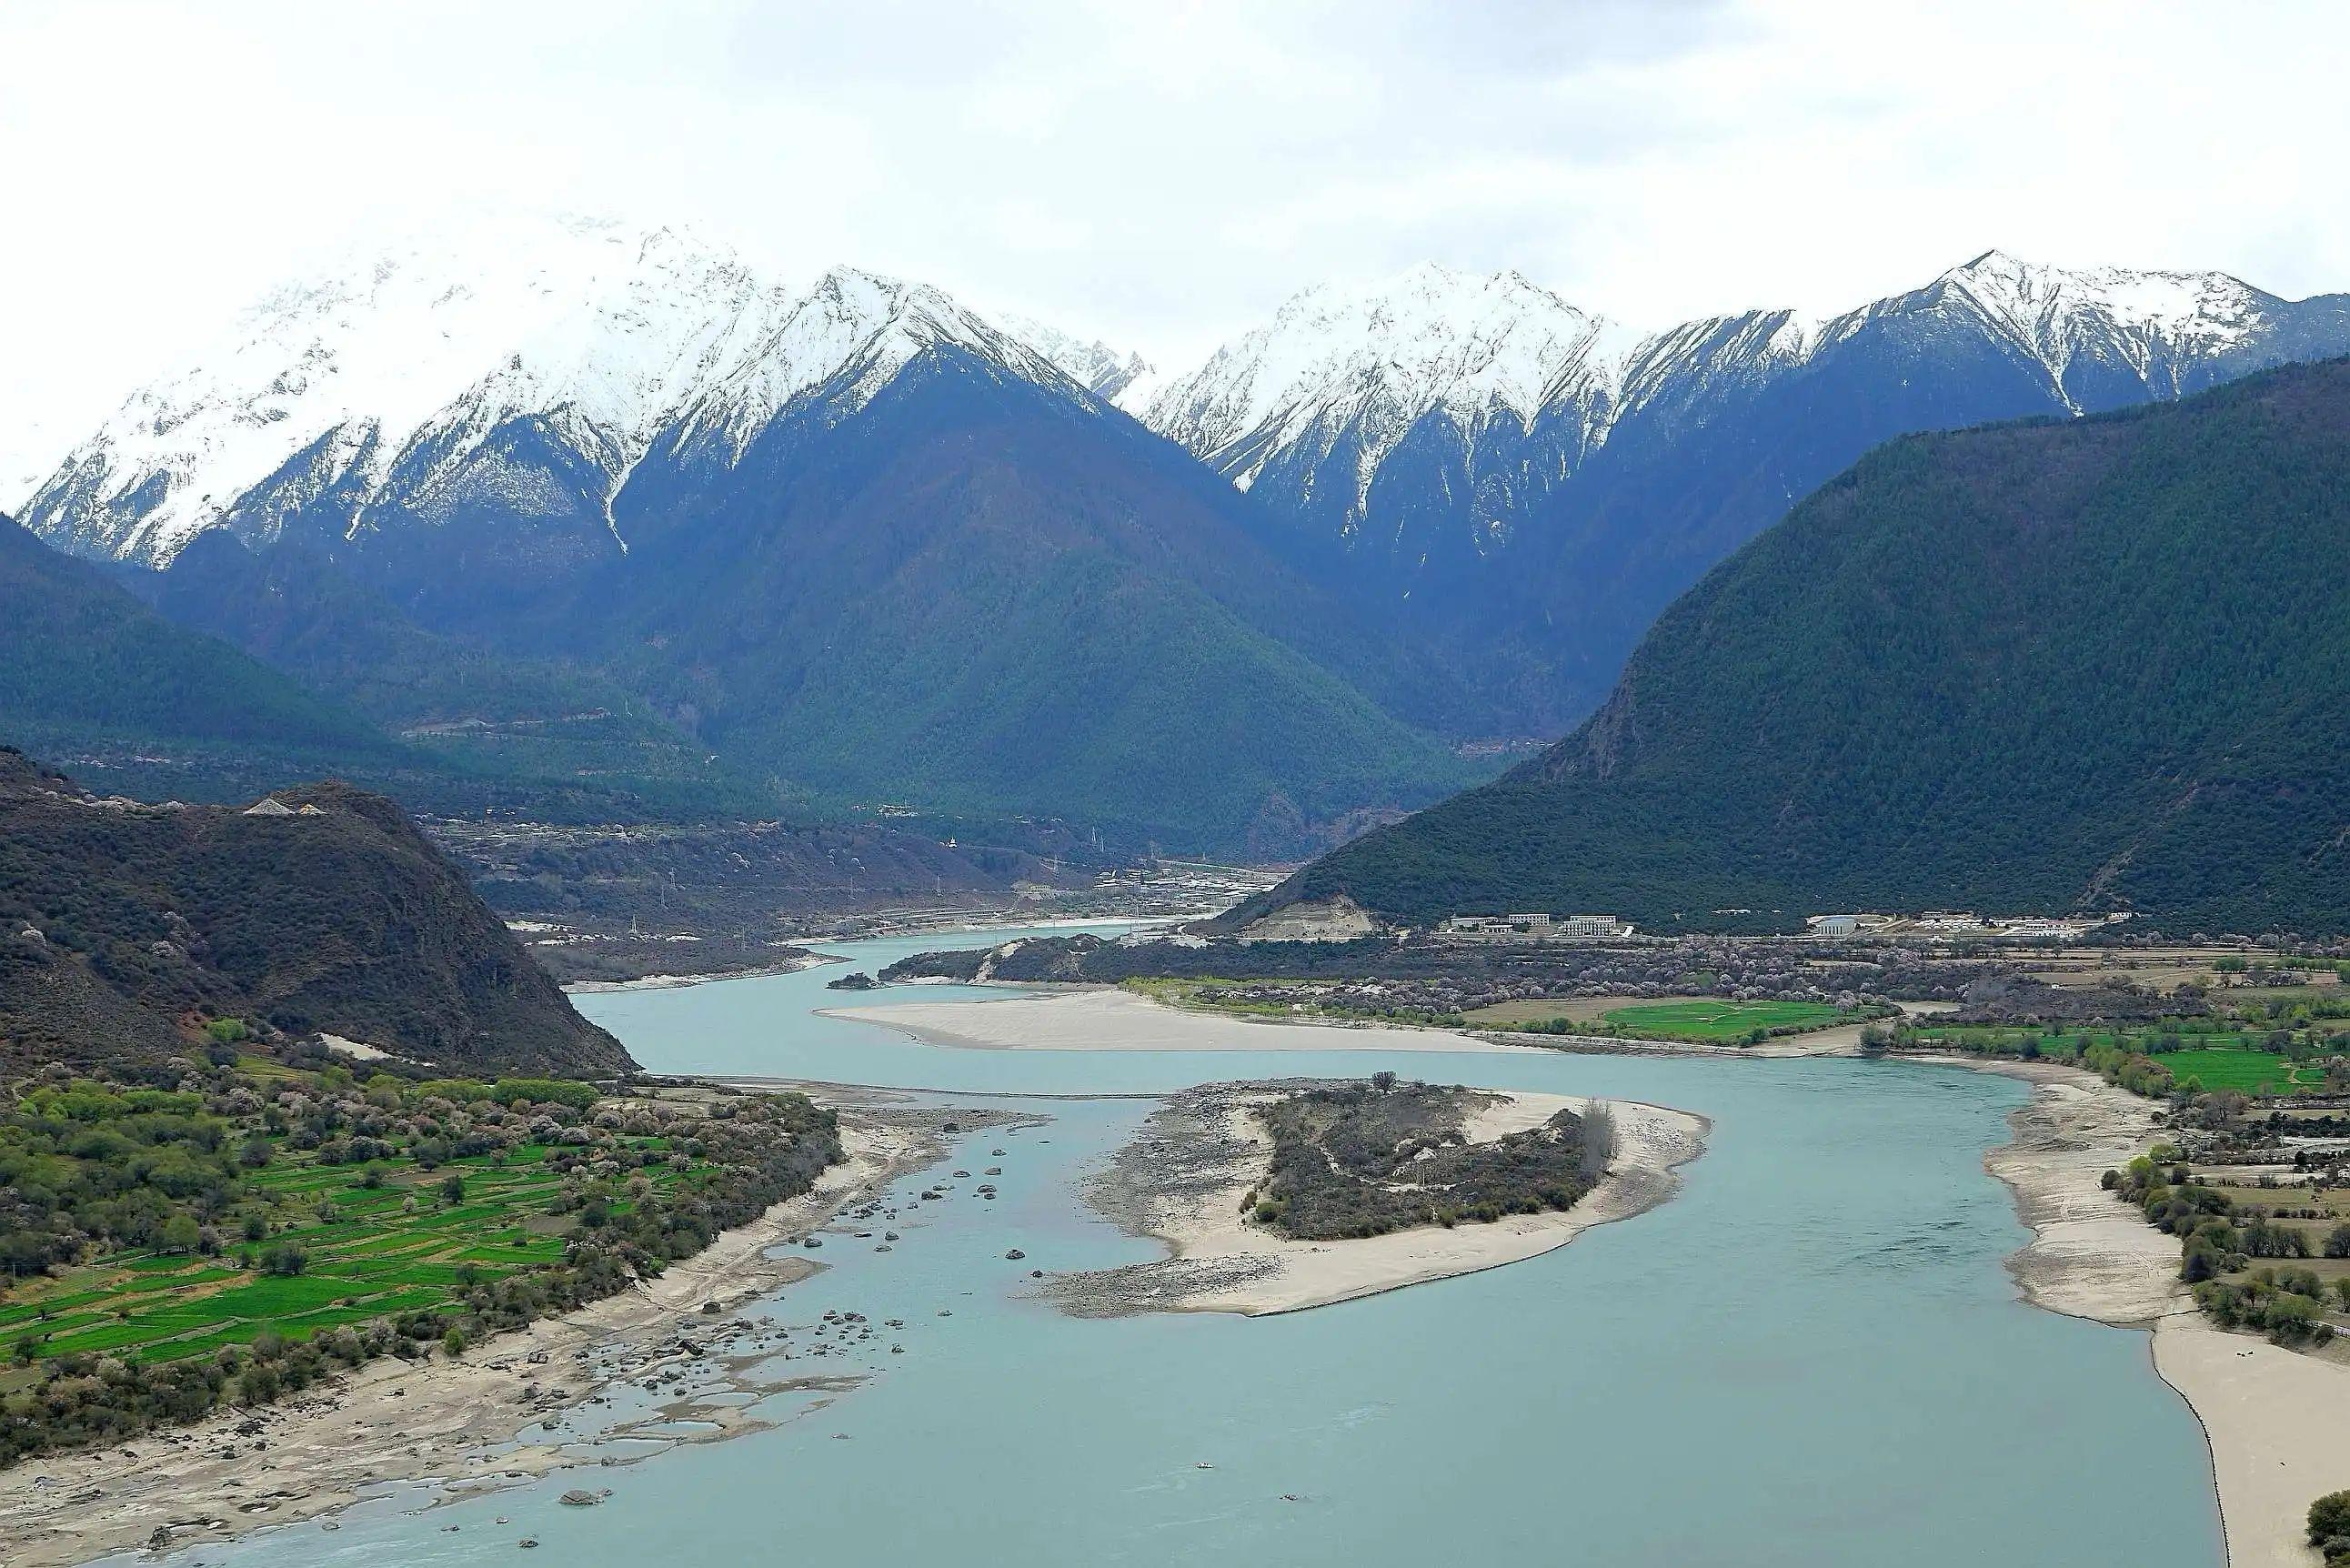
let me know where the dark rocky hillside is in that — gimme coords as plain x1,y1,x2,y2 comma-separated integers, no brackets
0,751,632,1075
1242,358,2350,938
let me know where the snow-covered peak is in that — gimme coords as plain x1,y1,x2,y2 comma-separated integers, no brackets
27,216,797,561
997,312,1156,405
1938,247,2260,327
1144,263,1622,493
1138,247,2328,506
20,222,1110,564
678,266,1080,457
1916,249,2276,398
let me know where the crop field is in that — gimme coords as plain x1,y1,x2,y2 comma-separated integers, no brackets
1907,1023,2264,1052
2159,1050,2327,1093
1903,1024,2334,1093
1596,1000,1845,1040
1,1141,676,1368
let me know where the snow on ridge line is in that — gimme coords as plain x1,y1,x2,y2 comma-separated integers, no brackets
17,225,2325,566
18,223,1135,566
1136,250,2305,490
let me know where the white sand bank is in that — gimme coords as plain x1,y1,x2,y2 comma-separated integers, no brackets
827,986,1520,1053
2155,1312,2350,1567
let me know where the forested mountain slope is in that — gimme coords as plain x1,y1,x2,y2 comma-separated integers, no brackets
1241,358,2350,937
136,531,769,818
586,347,1477,846
0,512,402,784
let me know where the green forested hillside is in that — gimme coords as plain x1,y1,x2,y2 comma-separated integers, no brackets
1253,359,2350,937
0,514,770,821
141,532,770,819
0,514,398,774
597,350,1480,849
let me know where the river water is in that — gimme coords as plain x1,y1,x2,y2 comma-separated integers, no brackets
167,925,2223,1568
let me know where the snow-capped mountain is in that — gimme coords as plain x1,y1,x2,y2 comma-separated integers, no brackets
1144,251,2350,558
1141,263,1625,517
12,216,1474,852
1137,250,2350,728
22,226,2350,760
1877,249,2299,406
18,216,1115,567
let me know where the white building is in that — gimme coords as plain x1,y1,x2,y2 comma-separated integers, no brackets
1440,912,1631,941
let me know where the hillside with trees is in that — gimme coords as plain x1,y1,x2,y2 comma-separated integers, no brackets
1240,359,2350,938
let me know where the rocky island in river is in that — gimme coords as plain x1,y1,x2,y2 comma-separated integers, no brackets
1049,1077,1706,1316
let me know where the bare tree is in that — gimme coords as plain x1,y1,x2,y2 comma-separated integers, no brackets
1579,1103,1616,1181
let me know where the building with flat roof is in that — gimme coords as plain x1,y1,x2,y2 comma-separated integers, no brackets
1440,912,1631,941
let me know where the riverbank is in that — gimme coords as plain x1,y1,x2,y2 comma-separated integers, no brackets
558,914,1183,994
1925,1053,2350,1567
0,1103,964,1568
564,950,836,993
827,986,1523,1053
1048,1084,1707,1316
838,981,1963,1061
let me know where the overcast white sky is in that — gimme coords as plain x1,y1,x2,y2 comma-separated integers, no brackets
6,0,2350,481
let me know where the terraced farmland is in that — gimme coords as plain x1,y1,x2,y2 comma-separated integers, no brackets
2,1142,658,1366
2,1064,841,1465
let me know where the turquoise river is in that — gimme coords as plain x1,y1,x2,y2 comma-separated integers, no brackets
142,924,2223,1568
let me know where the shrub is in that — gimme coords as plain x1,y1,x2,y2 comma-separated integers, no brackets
2310,1491,2350,1548
257,1242,308,1277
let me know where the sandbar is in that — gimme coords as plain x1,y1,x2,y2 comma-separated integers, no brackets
827,986,1521,1053
1049,1084,1707,1316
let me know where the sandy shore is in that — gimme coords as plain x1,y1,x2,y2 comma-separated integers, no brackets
2155,1312,2350,1568
0,1108,956,1568
827,986,1523,1053
561,951,834,993
1925,1054,2350,1566
1049,1084,1707,1316
836,983,1956,1062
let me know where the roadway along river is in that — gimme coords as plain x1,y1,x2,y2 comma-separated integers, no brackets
152,924,2223,1568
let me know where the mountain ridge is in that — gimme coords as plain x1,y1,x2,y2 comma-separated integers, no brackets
21,227,2350,844
11,227,1489,850
1238,357,2350,938
1138,251,2350,729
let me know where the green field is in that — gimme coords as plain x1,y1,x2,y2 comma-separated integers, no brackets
2159,1049,2326,1093
1598,1000,1845,1040
1902,1023,2335,1095
1,1140,680,1368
